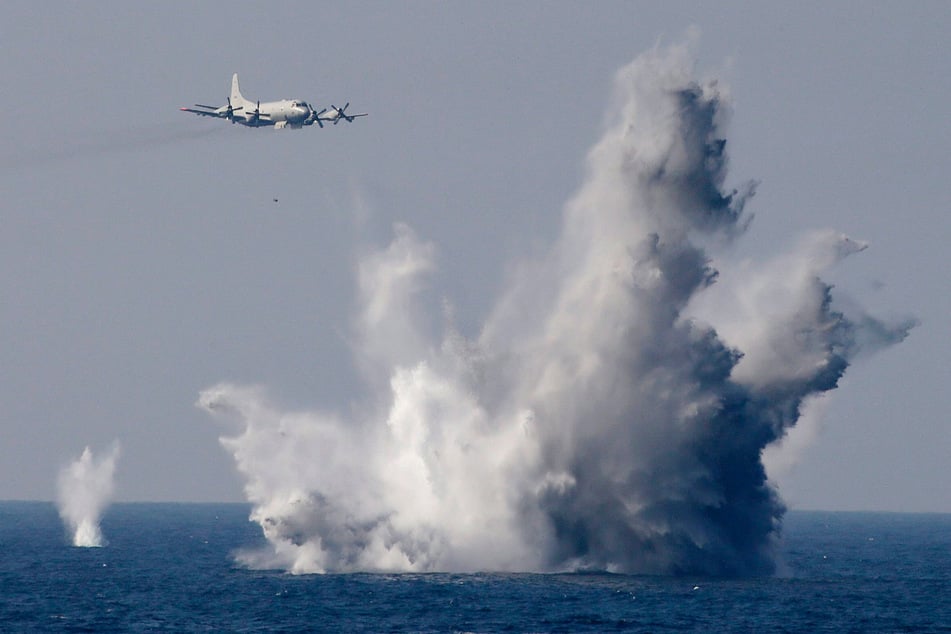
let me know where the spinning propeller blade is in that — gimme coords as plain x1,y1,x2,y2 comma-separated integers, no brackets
224,97,243,123
314,108,327,128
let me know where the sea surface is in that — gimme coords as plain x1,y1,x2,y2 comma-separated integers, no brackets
0,503,948,632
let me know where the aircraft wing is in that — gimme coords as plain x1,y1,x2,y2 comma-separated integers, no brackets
180,107,226,118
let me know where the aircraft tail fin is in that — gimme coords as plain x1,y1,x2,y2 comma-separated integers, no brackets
230,73,249,109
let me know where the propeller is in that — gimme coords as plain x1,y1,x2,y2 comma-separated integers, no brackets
306,106,327,128
224,98,243,123
330,103,352,124
247,100,263,125
194,99,242,123
328,103,367,124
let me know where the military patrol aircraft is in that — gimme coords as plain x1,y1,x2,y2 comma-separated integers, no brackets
180,74,366,130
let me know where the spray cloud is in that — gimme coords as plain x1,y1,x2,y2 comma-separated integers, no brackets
56,442,120,547
198,42,913,575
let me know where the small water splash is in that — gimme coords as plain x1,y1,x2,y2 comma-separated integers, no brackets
56,443,120,547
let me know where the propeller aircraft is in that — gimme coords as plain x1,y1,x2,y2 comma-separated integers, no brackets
180,74,366,130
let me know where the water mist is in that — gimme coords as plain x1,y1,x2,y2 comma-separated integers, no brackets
56,443,120,547
199,41,913,575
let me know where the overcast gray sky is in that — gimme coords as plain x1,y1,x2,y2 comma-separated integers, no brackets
1,1,948,511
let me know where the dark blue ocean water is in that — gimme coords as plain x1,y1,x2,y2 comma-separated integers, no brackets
1,503,948,632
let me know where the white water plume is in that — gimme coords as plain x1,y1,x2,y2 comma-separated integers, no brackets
198,41,914,575
56,443,120,547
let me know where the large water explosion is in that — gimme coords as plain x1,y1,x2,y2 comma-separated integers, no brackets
198,43,913,575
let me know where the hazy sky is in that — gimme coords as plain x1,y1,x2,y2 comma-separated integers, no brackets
1,1,948,511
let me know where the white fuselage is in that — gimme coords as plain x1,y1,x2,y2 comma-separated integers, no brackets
237,99,312,128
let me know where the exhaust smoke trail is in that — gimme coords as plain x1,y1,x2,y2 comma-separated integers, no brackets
56,443,120,547
0,122,226,171
198,42,914,575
